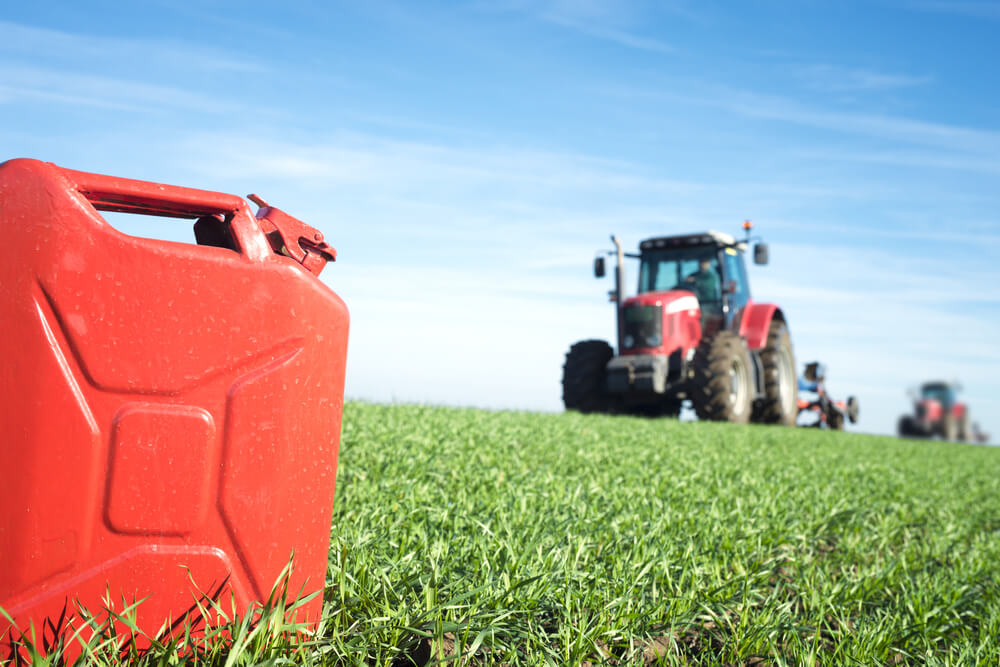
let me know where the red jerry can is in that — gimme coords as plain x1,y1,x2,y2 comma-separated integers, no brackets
0,159,349,645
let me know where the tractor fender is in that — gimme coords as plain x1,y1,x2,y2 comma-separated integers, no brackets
738,303,785,351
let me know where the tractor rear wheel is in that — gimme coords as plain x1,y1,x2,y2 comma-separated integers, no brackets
751,320,798,426
690,331,753,423
562,340,614,413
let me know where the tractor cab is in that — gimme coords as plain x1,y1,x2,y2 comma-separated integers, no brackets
920,382,956,409
636,230,763,333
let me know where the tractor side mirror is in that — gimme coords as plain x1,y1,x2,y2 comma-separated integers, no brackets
594,256,606,278
753,243,769,265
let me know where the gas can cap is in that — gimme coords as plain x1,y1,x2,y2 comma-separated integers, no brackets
248,194,336,276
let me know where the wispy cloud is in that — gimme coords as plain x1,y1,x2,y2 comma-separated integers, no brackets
717,88,1000,155
791,63,932,92
0,21,265,115
172,130,708,196
789,147,1000,175
598,81,1000,156
0,20,265,73
479,0,677,53
539,12,675,53
0,64,236,114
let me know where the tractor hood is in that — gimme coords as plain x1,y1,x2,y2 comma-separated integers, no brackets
620,289,701,354
623,289,700,313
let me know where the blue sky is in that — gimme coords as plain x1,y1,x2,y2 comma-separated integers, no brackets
3,1,998,438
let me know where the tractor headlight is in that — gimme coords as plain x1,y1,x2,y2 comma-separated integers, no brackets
645,334,661,347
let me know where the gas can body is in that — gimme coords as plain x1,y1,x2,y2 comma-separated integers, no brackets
0,159,348,643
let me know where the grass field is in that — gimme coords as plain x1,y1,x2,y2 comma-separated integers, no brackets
8,401,1000,665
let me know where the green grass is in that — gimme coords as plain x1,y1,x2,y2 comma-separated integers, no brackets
6,401,1000,665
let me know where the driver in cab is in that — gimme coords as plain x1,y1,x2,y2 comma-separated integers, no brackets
685,257,720,306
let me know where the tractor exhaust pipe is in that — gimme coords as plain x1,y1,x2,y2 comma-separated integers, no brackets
611,235,625,355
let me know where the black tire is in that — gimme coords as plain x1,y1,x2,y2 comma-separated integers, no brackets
897,416,912,437
846,396,859,424
751,320,798,426
827,410,844,431
690,331,754,423
562,340,613,413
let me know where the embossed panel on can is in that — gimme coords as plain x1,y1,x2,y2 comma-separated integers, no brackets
106,404,216,536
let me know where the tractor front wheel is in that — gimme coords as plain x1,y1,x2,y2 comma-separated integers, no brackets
751,320,798,426
691,331,753,423
562,340,614,414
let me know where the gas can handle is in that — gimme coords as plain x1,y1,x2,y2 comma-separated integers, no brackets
59,166,273,263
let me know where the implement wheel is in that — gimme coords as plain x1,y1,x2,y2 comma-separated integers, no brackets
751,320,798,426
846,396,859,424
691,331,753,423
562,340,613,414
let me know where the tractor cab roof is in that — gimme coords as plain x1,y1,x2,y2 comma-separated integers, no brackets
921,381,956,392
639,230,747,253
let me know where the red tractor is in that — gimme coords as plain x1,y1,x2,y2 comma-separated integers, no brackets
897,381,976,442
562,224,798,424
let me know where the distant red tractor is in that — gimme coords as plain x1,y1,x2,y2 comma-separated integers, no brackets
898,381,977,442
562,224,798,425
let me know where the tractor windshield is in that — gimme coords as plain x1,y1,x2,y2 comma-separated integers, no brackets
921,383,955,407
638,247,722,313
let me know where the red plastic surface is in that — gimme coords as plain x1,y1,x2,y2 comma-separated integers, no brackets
0,159,349,646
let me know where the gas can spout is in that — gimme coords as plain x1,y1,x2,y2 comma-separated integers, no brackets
248,194,336,276
247,194,270,209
